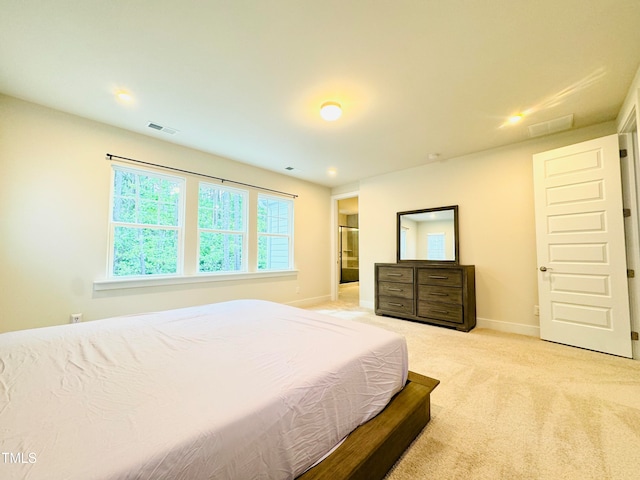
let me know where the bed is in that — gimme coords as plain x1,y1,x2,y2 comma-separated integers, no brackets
0,300,438,479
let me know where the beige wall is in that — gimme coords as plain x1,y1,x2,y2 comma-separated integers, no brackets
0,95,332,333
356,122,617,335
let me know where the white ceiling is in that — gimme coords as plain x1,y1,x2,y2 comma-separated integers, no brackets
2,0,640,188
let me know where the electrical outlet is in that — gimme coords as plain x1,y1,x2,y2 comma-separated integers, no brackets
533,305,539,316
70,313,82,324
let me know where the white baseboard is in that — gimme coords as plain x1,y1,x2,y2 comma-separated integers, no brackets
476,316,540,338
360,300,374,310
287,295,333,308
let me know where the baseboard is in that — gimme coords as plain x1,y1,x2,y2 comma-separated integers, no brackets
287,295,333,308
477,316,540,338
361,300,374,310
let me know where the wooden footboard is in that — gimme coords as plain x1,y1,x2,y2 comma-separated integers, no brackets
298,371,439,480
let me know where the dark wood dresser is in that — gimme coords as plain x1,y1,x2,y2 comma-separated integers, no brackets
375,263,476,331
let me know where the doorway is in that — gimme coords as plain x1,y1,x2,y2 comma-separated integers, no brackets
335,196,359,305
339,225,359,283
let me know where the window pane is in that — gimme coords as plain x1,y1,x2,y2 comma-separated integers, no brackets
139,199,159,224
113,226,178,276
112,169,181,226
258,236,290,270
113,197,136,223
198,184,245,231
427,233,446,260
258,197,290,234
199,232,243,272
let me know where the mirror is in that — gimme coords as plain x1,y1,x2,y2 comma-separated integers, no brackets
397,205,459,263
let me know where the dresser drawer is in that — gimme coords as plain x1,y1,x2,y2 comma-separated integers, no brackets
417,302,463,324
379,296,415,315
418,285,462,305
379,281,414,299
378,266,414,283
418,268,462,287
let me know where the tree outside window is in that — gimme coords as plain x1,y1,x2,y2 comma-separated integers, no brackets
198,183,247,272
110,167,184,276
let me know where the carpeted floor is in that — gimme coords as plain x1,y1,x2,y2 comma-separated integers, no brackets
310,291,640,480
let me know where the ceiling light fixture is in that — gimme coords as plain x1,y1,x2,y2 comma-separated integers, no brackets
115,90,133,102
320,102,342,121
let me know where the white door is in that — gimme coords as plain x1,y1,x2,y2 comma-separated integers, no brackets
533,134,632,358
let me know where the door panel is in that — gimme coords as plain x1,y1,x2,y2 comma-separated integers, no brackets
533,134,632,357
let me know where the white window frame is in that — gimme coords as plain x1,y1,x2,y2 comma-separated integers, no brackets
257,194,294,271
108,165,186,278
197,182,248,273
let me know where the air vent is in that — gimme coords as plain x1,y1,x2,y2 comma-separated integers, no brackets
528,114,573,138
147,122,178,135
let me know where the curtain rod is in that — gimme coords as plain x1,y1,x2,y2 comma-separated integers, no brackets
105,153,298,199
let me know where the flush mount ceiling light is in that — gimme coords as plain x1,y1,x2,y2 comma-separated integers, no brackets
320,102,342,121
115,90,133,102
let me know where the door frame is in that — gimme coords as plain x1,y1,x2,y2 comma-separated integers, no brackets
619,108,640,360
330,191,359,302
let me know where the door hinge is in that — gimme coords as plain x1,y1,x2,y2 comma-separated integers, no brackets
632,331,639,341
623,208,631,218
628,269,635,278
620,149,628,158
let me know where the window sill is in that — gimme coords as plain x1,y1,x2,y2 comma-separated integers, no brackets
93,270,298,291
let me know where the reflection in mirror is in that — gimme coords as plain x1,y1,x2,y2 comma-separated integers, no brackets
397,206,458,263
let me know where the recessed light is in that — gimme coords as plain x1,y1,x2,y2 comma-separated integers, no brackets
327,168,337,176
320,102,342,121
508,114,524,124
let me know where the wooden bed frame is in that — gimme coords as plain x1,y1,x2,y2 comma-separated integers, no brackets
298,371,439,480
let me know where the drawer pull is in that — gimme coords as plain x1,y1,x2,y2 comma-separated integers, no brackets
433,309,449,314
388,302,404,307
429,275,448,279
387,288,403,292
429,292,448,296
387,273,403,277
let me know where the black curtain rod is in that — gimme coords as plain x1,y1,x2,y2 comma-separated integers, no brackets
105,153,298,199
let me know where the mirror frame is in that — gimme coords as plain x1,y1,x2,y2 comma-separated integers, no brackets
396,205,459,264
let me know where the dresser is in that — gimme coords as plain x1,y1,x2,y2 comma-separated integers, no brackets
375,263,476,331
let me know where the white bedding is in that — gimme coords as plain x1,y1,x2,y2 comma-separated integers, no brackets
0,300,408,480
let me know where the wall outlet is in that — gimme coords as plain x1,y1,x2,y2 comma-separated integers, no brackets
70,313,82,324
533,305,540,316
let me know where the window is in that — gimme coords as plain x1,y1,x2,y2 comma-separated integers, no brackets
258,195,293,270
400,226,408,258
110,166,184,276
105,164,295,283
427,233,446,260
198,183,247,272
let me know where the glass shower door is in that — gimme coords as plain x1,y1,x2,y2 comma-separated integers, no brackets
339,226,359,283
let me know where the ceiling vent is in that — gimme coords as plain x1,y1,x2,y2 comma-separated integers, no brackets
147,122,178,135
527,114,573,138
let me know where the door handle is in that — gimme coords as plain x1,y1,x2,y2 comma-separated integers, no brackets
539,266,552,272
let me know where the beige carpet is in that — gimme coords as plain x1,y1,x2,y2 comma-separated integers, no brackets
310,297,640,480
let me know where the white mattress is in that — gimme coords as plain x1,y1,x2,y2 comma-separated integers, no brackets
0,299,408,480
